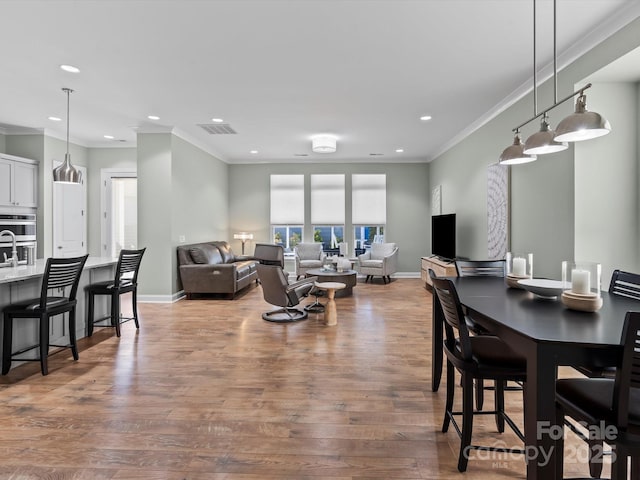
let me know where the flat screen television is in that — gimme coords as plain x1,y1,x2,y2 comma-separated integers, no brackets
431,213,456,261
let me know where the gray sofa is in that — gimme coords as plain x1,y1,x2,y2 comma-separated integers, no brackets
177,241,258,299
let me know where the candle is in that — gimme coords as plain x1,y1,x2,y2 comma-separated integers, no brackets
512,257,526,276
572,269,591,294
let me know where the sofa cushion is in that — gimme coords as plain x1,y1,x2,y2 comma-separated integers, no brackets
235,262,254,280
360,259,383,268
190,244,223,264
216,243,236,264
299,259,323,268
370,243,396,260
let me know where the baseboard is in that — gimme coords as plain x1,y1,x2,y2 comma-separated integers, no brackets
138,291,185,303
393,271,421,279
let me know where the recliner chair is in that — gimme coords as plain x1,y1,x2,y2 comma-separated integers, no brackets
257,264,317,322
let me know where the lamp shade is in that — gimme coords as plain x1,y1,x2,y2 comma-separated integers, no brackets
499,133,537,165
524,118,568,155
312,135,337,153
554,94,611,142
233,232,253,241
53,153,82,183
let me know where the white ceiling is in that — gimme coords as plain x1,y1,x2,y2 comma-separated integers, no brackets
0,0,639,164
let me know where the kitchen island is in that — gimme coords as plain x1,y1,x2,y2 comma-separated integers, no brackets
0,256,117,373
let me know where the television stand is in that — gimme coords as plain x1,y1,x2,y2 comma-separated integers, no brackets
421,256,457,289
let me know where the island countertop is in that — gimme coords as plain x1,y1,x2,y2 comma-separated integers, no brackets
0,256,117,285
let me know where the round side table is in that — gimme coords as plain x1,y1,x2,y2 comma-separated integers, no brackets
313,281,346,326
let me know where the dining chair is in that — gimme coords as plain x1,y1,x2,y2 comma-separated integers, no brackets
2,255,89,375
455,259,510,410
556,311,640,480
429,269,526,472
86,248,145,337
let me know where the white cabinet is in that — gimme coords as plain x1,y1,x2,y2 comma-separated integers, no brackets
0,154,38,208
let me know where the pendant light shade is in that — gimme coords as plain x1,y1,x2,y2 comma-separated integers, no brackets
499,132,537,165
53,88,82,184
523,116,568,154
553,93,611,142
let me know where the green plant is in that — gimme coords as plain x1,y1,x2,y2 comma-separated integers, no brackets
314,229,322,242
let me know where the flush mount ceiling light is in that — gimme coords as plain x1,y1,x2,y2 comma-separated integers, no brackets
52,87,82,184
60,64,80,73
312,135,337,153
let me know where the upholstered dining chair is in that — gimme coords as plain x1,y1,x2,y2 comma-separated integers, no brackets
556,311,640,480
429,269,526,472
2,255,89,375
86,248,145,338
358,242,398,284
294,243,325,279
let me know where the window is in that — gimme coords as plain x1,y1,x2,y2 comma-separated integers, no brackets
312,225,344,254
271,174,304,252
311,174,345,253
352,174,386,254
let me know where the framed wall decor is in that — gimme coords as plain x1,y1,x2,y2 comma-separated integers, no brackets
487,164,509,259
432,184,442,216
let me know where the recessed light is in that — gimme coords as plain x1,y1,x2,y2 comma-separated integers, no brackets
396,148,404,153
420,115,432,121
60,64,80,73
250,150,259,154
369,153,384,156
104,135,115,140
294,153,309,157
211,118,224,123
48,116,61,122
147,115,160,120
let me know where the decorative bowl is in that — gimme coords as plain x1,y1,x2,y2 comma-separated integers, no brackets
517,278,565,299
506,273,529,289
561,291,603,312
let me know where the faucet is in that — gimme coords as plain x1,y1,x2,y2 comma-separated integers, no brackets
0,230,18,267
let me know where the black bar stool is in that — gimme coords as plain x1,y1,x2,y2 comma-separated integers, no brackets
2,255,89,376
86,248,145,337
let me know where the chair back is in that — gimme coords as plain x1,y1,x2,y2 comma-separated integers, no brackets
455,259,506,278
609,270,640,301
254,243,285,267
429,269,473,361
257,263,290,307
370,242,397,260
115,248,146,284
295,243,323,260
39,255,89,308
613,311,640,429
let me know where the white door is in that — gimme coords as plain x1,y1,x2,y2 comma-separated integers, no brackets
101,169,137,258
53,164,87,257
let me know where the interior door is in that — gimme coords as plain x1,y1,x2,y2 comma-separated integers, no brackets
53,164,87,258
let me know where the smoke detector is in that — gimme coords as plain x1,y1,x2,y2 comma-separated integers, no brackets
312,135,337,153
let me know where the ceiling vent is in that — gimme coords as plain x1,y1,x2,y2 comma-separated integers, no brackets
198,123,237,135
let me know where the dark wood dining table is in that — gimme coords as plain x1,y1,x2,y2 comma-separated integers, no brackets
430,276,640,479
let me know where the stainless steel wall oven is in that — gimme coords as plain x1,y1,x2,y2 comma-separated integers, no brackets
0,212,37,266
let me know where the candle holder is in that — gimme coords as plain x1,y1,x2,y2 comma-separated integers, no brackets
506,252,533,289
561,261,603,312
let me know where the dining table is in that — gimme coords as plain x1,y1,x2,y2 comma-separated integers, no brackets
430,276,640,479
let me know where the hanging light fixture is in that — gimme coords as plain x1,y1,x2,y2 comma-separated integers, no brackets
53,87,82,184
499,130,537,165
553,90,611,142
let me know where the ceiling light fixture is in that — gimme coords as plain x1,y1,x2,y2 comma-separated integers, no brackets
250,150,259,154
104,135,114,139
211,118,224,123
396,148,404,153
60,64,80,73
502,0,610,164
52,87,82,184
311,135,337,153
48,116,61,122
420,115,432,121
499,130,537,165
147,115,160,120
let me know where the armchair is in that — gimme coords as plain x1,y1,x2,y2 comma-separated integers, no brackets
256,263,317,322
358,242,399,284
294,243,326,280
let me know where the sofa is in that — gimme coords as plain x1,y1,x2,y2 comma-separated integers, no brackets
177,241,258,299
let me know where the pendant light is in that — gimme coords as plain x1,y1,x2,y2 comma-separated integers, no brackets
553,91,611,142
499,130,537,165
53,87,82,184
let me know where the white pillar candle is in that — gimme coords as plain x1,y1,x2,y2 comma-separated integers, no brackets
572,269,591,294
512,257,526,276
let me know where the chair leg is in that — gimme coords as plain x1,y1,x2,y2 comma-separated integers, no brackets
87,291,95,336
631,455,640,479
112,293,121,337
475,379,485,411
554,402,565,479
611,444,628,480
2,313,13,375
69,308,79,361
131,289,140,329
39,313,50,376
494,380,505,433
442,360,455,433
458,372,474,472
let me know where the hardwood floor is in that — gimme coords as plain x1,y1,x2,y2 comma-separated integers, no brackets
0,278,600,479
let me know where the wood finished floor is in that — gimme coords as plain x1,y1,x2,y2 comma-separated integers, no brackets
0,278,601,479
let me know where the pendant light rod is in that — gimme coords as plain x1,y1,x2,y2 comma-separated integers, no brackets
553,0,558,104
532,0,537,116
512,82,592,133
63,87,73,154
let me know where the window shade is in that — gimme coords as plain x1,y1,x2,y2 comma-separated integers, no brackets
311,174,345,224
270,175,304,224
352,174,386,224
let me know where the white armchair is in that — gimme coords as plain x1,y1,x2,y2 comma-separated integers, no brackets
294,243,326,279
358,242,399,284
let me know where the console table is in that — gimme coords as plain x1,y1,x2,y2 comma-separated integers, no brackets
421,256,456,289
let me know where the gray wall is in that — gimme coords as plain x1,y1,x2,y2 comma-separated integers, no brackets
228,162,430,274
429,17,640,280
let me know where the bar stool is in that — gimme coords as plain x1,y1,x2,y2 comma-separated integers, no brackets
2,255,89,376
86,248,145,337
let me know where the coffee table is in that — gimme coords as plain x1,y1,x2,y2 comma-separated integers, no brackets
305,268,357,297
